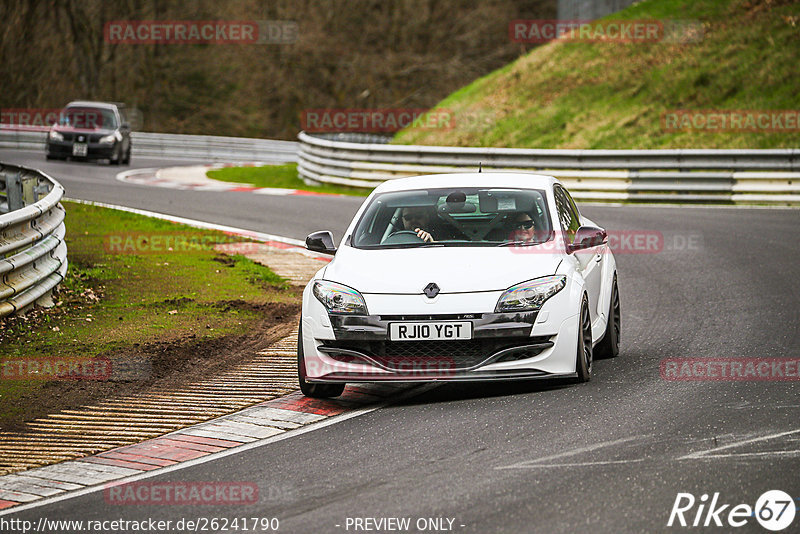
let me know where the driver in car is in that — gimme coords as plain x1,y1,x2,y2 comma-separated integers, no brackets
401,206,436,242
401,206,462,242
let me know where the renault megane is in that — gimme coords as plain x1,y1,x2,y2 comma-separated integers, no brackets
298,173,620,397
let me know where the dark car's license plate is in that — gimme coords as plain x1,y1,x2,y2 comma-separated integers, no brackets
72,143,88,157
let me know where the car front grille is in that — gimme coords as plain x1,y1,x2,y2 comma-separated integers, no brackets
320,336,551,371
58,133,102,142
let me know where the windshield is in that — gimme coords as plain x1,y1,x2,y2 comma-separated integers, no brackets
58,107,118,129
351,187,552,249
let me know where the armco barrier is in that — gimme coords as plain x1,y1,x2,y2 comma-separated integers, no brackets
3,126,797,204
0,162,67,317
0,127,298,163
297,132,800,204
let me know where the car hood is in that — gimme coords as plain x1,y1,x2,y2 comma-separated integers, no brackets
323,245,563,294
52,125,115,135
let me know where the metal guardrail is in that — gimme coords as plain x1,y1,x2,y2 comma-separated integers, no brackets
3,126,797,204
0,128,298,163
297,132,800,204
0,163,67,317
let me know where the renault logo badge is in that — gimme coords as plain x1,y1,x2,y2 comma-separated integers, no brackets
423,283,440,298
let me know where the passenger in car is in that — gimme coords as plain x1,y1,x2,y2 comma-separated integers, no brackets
507,212,536,242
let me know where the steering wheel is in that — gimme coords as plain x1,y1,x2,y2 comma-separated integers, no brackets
383,230,426,245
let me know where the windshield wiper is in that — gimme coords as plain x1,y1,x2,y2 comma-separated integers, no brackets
435,241,498,247
497,240,545,247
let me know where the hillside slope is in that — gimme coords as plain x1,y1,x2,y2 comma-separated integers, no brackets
394,0,800,149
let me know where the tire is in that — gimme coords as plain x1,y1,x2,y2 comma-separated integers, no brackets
595,275,620,359
575,296,593,382
110,146,121,165
298,322,345,398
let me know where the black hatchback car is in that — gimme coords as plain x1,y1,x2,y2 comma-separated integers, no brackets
46,101,132,164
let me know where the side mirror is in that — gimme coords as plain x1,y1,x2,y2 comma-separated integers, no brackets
306,230,337,255
566,226,607,254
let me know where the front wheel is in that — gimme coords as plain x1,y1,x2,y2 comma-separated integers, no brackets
574,296,593,382
595,276,620,359
298,322,345,398
109,145,122,165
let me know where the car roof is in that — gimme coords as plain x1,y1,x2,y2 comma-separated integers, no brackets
372,172,560,193
65,101,120,110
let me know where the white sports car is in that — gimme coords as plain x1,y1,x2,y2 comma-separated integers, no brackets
298,173,620,397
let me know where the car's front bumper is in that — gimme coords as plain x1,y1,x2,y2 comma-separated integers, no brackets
301,286,580,383
46,140,118,159
308,369,577,383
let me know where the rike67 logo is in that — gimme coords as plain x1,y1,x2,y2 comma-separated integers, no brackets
668,490,796,531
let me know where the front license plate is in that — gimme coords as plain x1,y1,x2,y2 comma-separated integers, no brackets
389,321,472,341
72,143,88,157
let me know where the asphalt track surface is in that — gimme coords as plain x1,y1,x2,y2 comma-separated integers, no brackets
0,149,363,243
2,149,799,533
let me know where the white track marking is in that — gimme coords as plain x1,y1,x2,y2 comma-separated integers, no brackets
678,428,800,460
115,165,340,196
503,459,646,468
688,451,800,460
496,435,646,470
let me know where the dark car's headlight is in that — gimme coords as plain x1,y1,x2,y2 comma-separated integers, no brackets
313,280,368,315
48,130,63,141
99,132,121,145
495,275,566,313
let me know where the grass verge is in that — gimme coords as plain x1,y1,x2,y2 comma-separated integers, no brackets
0,201,299,430
206,163,372,196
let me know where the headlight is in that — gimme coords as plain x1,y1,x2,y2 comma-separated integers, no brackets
98,133,119,145
313,280,368,315
495,275,566,313
49,130,63,141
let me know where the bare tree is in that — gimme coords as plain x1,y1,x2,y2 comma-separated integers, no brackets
0,0,556,138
